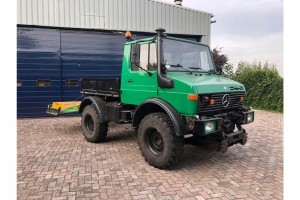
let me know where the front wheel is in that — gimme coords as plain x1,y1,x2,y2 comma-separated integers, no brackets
81,104,108,143
138,112,184,169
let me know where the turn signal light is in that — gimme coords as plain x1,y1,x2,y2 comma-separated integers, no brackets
240,96,244,102
188,94,198,101
209,99,215,105
125,31,132,39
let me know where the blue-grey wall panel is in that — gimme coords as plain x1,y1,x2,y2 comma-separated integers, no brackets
60,30,125,101
17,27,61,117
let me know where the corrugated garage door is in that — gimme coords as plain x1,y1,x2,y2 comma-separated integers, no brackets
60,30,124,101
17,27,124,117
17,27,61,117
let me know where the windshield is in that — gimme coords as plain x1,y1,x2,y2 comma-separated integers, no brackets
163,38,215,72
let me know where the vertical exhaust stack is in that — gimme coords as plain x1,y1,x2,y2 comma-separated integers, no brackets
155,28,174,89
174,0,182,6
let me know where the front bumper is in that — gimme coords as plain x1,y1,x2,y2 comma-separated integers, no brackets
184,127,248,152
225,128,247,146
193,110,254,136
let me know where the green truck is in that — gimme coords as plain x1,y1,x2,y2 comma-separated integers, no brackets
72,28,254,169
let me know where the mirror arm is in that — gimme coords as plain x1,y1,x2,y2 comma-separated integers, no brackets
132,62,152,76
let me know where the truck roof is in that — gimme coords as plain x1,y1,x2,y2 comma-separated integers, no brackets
125,35,209,49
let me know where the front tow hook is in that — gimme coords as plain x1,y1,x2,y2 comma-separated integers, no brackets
218,129,248,153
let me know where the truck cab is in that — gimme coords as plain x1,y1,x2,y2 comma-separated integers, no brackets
79,28,254,169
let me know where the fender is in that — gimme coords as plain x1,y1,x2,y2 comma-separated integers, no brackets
79,96,107,123
133,98,186,136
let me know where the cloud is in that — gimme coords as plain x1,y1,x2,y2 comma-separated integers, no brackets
159,0,283,37
158,0,283,76
211,1,283,37
212,32,283,75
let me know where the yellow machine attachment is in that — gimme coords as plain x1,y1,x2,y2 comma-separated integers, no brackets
46,101,81,115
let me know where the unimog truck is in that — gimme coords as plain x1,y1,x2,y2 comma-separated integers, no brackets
56,28,254,169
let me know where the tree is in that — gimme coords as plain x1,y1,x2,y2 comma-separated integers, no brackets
235,61,247,76
233,62,283,112
212,47,233,78
223,63,234,78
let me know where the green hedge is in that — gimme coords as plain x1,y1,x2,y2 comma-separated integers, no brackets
232,62,283,112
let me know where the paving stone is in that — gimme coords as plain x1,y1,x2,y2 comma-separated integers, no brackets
17,110,283,199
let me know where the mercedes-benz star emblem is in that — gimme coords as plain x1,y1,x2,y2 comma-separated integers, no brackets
222,94,230,107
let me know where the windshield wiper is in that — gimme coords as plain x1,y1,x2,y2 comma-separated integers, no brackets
188,67,203,70
188,67,216,75
170,64,193,75
207,69,217,74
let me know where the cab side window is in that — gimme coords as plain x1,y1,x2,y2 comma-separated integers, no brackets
148,43,157,71
140,44,148,70
131,43,157,71
131,44,140,71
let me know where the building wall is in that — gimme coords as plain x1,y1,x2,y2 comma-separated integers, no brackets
17,27,124,117
17,0,212,45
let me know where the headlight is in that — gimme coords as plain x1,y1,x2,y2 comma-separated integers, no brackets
204,121,216,133
242,111,254,124
194,118,222,135
247,112,254,123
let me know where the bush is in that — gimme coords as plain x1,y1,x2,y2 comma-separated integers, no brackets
233,62,283,112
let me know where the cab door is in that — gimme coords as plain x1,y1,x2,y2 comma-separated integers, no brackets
121,42,158,105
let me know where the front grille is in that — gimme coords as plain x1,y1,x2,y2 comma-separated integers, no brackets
197,92,245,115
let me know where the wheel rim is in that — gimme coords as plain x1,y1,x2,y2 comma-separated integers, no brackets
84,114,94,134
146,128,164,155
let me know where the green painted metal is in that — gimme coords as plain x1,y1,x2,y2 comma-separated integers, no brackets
121,43,157,105
166,72,245,94
46,104,80,115
60,106,80,114
156,72,244,115
120,37,245,116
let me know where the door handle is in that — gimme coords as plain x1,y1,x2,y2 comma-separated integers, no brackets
128,79,134,83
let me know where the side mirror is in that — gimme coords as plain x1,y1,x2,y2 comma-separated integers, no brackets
131,43,140,64
216,65,225,74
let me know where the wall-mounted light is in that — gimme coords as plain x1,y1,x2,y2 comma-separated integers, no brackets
174,0,182,6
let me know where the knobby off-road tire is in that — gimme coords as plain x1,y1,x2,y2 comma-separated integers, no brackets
240,130,248,145
81,104,108,143
138,112,184,169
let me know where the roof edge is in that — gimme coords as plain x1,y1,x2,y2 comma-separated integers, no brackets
152,0,214,16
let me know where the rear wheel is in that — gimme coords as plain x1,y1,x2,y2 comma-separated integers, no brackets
81,105,108,143
138,112,184,169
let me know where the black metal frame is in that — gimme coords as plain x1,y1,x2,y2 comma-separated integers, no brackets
80,78,121,98
225,129,245,145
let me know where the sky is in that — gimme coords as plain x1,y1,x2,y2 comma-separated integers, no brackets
159,0,283,76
